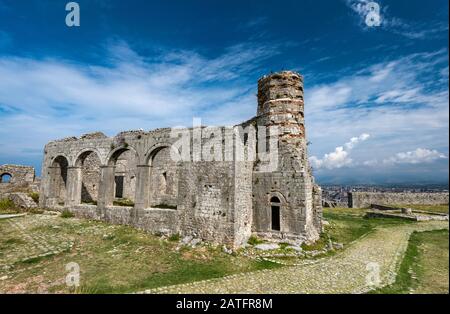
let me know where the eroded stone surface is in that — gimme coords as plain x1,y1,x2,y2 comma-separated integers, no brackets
38,71,323,249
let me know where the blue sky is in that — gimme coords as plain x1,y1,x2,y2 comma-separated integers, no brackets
0,0,448,184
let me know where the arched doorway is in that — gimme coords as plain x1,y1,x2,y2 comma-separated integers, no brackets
0,173,12,183
270,196,281,231
108,148,138,206
147,146,178,209
75,150,101,204
50,156,69,206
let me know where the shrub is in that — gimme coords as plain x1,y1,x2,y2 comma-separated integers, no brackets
247,235,264,246
169,233,181,242
61,209,74,218
0,198,16,211
29,192,39,203
113,198,134,207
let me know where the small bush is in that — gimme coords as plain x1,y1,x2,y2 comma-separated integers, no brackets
29,192,39,203
113,198,134,207
169,233,181,242
247,235,264,246
61,210,74,218
82,200,97,205
0,198,16,211
27,208,45,214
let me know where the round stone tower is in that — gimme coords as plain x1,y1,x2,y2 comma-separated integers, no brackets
256,71,307,171
252,70,321,243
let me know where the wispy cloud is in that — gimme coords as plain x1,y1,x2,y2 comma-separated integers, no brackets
306,48,448,181
0,40,282,160
383,148,447,165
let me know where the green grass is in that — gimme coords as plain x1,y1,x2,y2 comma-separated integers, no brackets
0,206,444,294
168,233,180,242
323,209,412,246
0,198,18,214
371,229,449,294
391,204,449,214
60,209,75,218
0,216,282,294
28,192,39,203
113,198,135,207
247,235,264,245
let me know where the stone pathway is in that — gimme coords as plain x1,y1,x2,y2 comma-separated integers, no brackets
140,221,448,294
0,215,74,274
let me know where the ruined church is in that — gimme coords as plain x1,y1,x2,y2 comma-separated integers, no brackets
39,71,323,248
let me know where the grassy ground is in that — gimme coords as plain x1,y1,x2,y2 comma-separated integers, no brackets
322,207,413,245
0,199,20,215
0,215,280,293
0,205,447,293
371,229,449,294
391,204,449,214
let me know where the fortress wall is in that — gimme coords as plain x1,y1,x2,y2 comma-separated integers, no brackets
38,71,323,248
0,164,35,184
348,192,449,208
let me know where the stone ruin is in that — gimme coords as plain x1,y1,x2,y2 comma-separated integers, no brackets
348,192,449,208
0,164,35,185
0,164,40,209
39,71,323,249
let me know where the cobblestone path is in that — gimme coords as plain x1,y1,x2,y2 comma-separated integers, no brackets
0,215,74,274
142,221,448,294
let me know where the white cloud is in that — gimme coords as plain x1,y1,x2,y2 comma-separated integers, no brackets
306,49,449,175
309,133,370,169
0,40,281,162
345,133,370,149
383,148,447,165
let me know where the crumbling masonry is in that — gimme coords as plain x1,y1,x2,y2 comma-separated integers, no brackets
40,71,323,248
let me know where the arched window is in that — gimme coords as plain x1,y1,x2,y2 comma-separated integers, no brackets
270,196,281,231
0,173,12,183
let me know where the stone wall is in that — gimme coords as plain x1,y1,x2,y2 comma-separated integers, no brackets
0,164,39,198
38,70,322,249
0,164,35,184
348,192,449,208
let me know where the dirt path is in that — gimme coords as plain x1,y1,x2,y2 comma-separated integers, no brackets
141,221,448,294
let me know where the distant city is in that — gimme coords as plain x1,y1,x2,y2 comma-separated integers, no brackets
321,184,449,207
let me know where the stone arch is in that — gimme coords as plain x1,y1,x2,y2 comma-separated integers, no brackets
145,144,179,208
50,153,71,167
267,191,287,205
49,155,69,206
74,149,102,204
106,147,139,205
74,148,104,167
145,143,180,166
0,172,12,183
107,146,139,166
